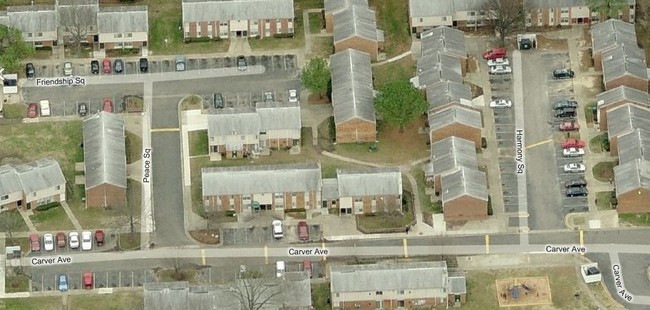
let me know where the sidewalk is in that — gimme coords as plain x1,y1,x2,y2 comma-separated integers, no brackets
60,201,82,231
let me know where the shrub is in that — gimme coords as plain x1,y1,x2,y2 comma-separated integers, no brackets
36,202,60,212
285,208,306,213
328,116,336,142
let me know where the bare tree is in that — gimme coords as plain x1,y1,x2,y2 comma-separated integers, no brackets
0,211,25,245
483,0,525,46
58,5,96,53
229,270,282,310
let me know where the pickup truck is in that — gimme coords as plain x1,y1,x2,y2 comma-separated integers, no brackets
561,138,586,149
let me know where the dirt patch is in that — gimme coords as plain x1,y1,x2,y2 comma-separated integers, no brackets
495,276,552,307
536,35,569,50
467,82,484,98
579,49,594,71
189,229,220,244
466,56,479,74
308,93,330,104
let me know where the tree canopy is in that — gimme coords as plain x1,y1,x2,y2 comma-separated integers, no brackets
0,25,33,73
483,0,525,46
301,57,330,98
374,79,427,132
587,0,628,20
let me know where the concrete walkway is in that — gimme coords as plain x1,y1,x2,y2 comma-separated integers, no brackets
60,201,82,231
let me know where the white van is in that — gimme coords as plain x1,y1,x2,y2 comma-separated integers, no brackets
272,220,283,239
275,261,285,278
39,100,51,116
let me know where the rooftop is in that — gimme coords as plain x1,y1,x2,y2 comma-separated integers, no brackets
82,112,127,190
330,262,449,293
607,104,650,139
330,49,376,123
337,167,402,197
182,0,294,22
441,166,488,203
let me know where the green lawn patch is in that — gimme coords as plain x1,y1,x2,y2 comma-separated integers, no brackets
596,191,616,210
295,0,324,10
372,57,416,88
589,133,609,153
5,275,29,293
308,12,324,33
30,206,74,231
2,104,26,119
119,233,141,250
592,161,616,183
0,210,29,238
311,37,334,58
357,210,414,233
370,0,411,56
69,292,144,310
312,283,331,310
619,213,650,226
189,130,209,156
0,297,62,310
410,166,436,213
125,131,142,165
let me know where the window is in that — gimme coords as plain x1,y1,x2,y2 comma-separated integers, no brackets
127,33,133,38
442,16,447,21
275,193,284,198
32,192,36,197
480,11,486,16
1,195,8,201
56,185,61,190
354,198,362,203
561,17,569,23
243,194,251,201
220,22,228,27
470,11,476,16
27,33,32,37
37,32,43,37
630,5,635,9
398,290,405,295
375,291,383,295
114,33,122,38
398,300,405,307
419,18,423,22
561,8,569,13
265,19,271,23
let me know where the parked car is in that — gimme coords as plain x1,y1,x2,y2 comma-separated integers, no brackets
519,38,533,50
56,232,66,248
39,100,51,117
561,138,586,149
95,229,105,246
563,163,586,173
81,231,92,251
272,220,283,239
263,92,274,102
27,103,38,118
489,65,512,75
553,99,578,110
69,232,79,249
176,55,186,71
30,233,40,252
26,63,35,79
489,99,512,109
63,62,73,76
297,221,309,241
90,60,100,75
565,177,587,188
78,102,88,116
554,108,576,118
288,89,299,103
43,233,54,251
83,272,93,289
139,58,149,73
58,274,68,292
566,186,588,197
102,58,112,73
102,98,113,112
487,58,510,67
275,261,285,278
303,260,312,278
237,55,247,71
114,59,124,74
482,48,507,60
553,68,574,79
563,147,585,157
559,121,580,131
213,93,224,109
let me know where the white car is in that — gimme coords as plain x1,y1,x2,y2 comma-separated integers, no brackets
63,62,73,76
489,99,512,109
563,148,585,157
276,261,285,278
563,163,586,173
81,231,93,251
487,57,510,67
69,232,79,249
272,220,283,239
288,89,299,103
489,65,512,75
43,233,54,251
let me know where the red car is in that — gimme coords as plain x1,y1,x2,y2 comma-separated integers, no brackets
94,229,104,246
56,232,66,248
102,58,111,73
102,98,113,113
483,48,507,60
27,103,38,118
559,121,580,131
562,138,586,149
83,272,93,289
29,234,40,252
297,221,309,241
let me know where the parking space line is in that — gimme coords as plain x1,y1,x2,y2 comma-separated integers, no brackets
264,245,268,264
526,138,553,150
322,242,327,261
485,235,490,254
151,128,180,132
579,230,584,255
201,249,206,265
403,239,408,258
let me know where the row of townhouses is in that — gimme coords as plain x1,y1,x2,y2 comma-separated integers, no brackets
409,0,636,34
324,0,384,61
590,19,650,213
0,158,66,211
415,26,489,222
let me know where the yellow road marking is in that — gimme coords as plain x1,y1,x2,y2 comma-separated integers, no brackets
151,128,180,132
264,245,268,264
526,139,553,150
201,249,206,265
579,230,584,256
322,242,327,261
403,239,408,258
485,235,490,254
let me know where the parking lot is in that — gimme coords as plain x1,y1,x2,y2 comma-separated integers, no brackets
31,268,157,292
221,223,322,246
28,232,113,257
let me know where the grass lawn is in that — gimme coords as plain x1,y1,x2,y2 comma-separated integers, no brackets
119,232,141,250
125,131,143,165
295,0,324,10
372,57,416,88
30,206,74,231
636,0,650,61
357,212,414,232
0,210,30,236
592,161,616,183
248,33,305,51
312,283,331,310
310,37,334,58
189,130,209,156
596,191,615,210
410,166,435,212
464,267,611,309
619,213,650,226
0,297,62,310
5,275,29,293
589,133,608,153
69,291,144,310
2,104,26,119
369,0,411,56
309,12,324,34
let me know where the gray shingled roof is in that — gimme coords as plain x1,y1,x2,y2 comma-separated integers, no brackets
324,0,368,14
337,167,402,197
448,276,467,294
602,44,648,83
430,136,478,178
421,26,466,59
58,0,98,5
5,6,57,34
0,165,22,196
255,101,301,131
57,1,98,28
591,19,637,55
14,158,65,195
418,51,463,88
614,159,650,195
409,0,454,18
281,272,312,307
426,80,472,111
597,86,650,109
607,104,650,139
428,105,482,132
83,112,127,190
144,282,189,310
441,166,488,203
321,178,339,200
98,6,148,33
202,163,321,196
182,0,294,23
187,285,240,310
330,49,376,123
618,128,650,165
207,108,260,137
330,262,448,293
333,5,379,43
